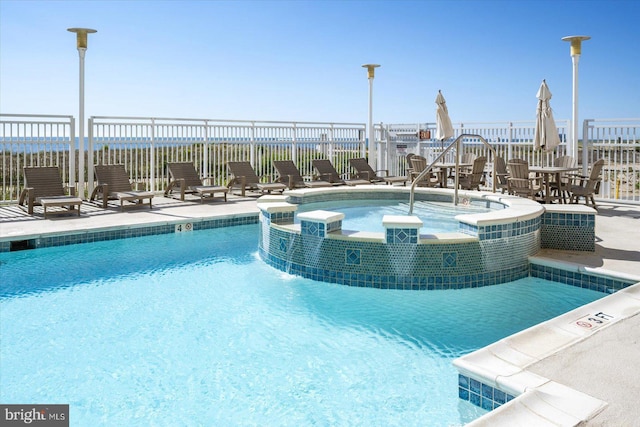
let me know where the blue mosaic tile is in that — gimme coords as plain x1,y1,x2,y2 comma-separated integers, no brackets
443,252,457,268
386,227,418,244
3,214,259,252
458,374,513,412
458,387,469,401
530,263,635,292
470,392,481,407
345,248,361,266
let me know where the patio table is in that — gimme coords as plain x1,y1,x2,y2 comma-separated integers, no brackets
432,162,473,188
529,166,580,204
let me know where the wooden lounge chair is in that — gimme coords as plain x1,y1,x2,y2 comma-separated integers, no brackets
570,158,605,209
458,156,487,190
164,162,228,202
18,166,82,219
90,164,154,210
507,159,542,200
312,159,370,186
273,160,333,190
349,157,407,185
226,161,287,196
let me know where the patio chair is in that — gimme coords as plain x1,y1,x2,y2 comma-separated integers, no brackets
507,159,543,200
406,153,416,181
410,155,440,187
273,160,333,190
90,164,154,210
226,161,287,196
349,158,407,185
458,156,487,190
18,166,82,218
449,152,477,179
493,156,509,193
569,158,605,209
312,159,370,186
550,155,577,203
164,162,228,202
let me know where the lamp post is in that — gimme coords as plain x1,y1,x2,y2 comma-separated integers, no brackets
68,27,97,199
562,35,590,172
362,64,380,170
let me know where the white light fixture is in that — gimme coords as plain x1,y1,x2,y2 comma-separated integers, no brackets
68,27,97,198
362,64,380,170
562,35,590,171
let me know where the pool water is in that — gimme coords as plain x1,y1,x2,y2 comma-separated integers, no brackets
296,199,494,233
0,225,605,426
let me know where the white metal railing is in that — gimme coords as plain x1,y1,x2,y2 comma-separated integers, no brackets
376,120,572,178
583,118,640,203
1,114,75,201
88,117,366,195
2,114,639,204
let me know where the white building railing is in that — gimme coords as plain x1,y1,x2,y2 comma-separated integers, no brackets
88,116,366,194
583,118,640,202
0,115,366,201
375,120,572,176
1,114,75,202
2,114,639,204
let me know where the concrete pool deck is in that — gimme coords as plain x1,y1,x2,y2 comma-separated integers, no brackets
1,194,638,426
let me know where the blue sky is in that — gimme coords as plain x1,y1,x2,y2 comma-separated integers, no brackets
1,0,638,126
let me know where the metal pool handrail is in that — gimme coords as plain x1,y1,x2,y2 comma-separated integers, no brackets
409,133,499,213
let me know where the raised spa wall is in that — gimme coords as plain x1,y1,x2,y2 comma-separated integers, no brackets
257,187,597,290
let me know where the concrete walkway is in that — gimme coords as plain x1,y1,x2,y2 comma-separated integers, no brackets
1,195,639,426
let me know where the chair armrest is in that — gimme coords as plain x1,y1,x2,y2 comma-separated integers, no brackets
90,183,109,208
357,171,373,180
18,187,35,213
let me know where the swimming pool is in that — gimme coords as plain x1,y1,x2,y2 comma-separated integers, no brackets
296,199,494,233
0,224,607,425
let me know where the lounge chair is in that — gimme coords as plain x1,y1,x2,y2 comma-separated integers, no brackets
349,158,407,185
312,159,370,186
569,158,605,209
90,164,154,209
273,160,333,190
18,166,82,218
164,162,228,202
458,156,487,190
226,161,287,196
507,159,542,200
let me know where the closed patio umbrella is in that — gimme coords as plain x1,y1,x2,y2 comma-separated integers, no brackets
534,79,560,152
435,90,454,141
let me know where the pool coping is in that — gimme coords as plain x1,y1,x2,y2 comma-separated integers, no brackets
457,279,640,426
